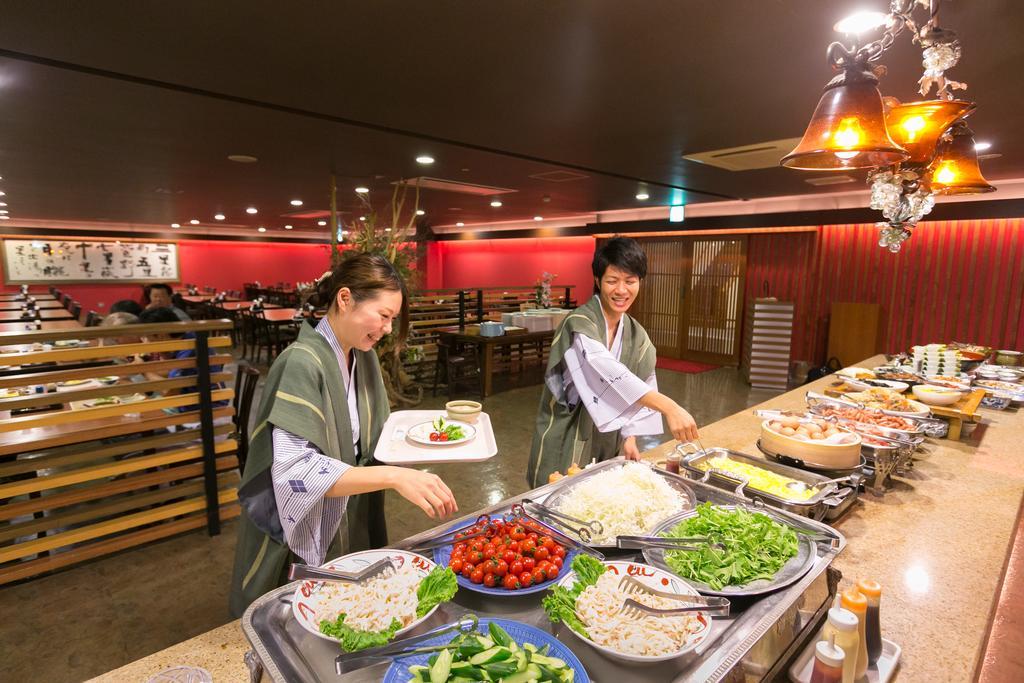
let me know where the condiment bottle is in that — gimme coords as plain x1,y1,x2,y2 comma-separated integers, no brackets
665,451,682,474
810,634,845,683
857,578,883,666
821,606,860,683
840,589,869,679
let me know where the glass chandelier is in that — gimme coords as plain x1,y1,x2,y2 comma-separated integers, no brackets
781,0,995,252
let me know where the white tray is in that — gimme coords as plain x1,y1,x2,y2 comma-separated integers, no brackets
789,634,901,683
373,409,498,465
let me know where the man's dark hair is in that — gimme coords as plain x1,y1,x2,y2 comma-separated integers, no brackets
109,299,143,316
144,283,173,303
592,236,648,292
138,306,181,325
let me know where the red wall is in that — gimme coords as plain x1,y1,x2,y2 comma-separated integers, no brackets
746,218,1024,363
426,236,596,301
2,239,332,314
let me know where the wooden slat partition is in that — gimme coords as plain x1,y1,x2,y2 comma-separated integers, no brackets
0,319,239,585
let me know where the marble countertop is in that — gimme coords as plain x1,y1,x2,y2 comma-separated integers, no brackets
91,355,1024,682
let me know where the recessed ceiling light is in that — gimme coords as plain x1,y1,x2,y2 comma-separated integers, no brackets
415,209,426,216
290,199,304,206
635,193,650,201
490,200,503,207
214,213,226,220
227,154,259,163
355,186,369,194
0,191,6,197
533,216,544,221
456,222,465,227
416,155,435,165
0,210,8,214
284,224,293,230
246,207,258,214
834,10,889,34
0,202,7,206
318,220,327,226
359,216,367,221
0,216,9,220
257,226,266,233
385,227,392,232
975,141,992,151
171,223,180,228
189,219,200,225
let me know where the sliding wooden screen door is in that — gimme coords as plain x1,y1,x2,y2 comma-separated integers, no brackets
631,236,747,365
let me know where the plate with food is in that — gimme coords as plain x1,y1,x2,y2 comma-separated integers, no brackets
53,339,83,348
0,388,21,399
407,416,476,446
546,556,712,663
843,388,930,416
96,376,120,385
644,503,817,598
291,549,457,649
911,384,964,406
975,380,1024,399
55,378,100,391
836,367,875,381
542,460,695,549
839,377,909,393
385,617,588,683
434,514,577,595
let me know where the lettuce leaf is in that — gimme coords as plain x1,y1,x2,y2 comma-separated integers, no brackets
541,554,607,638
319,614,403,652
416,566,458,617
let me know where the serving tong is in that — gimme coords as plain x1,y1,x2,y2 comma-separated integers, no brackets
616,535,726,552
334,615,480,674
505,503,605,559
616,576,731,619
395,515,498,552
515,497,603,543
288,557,395,585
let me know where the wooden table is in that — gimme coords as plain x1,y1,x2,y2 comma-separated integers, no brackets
0,321,83,336
0,301,64,311
0,309,77,322
0,294,58,302
181,295,242,304
436,326,555,396
213,301,282,312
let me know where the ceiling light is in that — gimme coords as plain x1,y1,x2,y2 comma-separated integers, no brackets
415,209,426,216
318,220,327,226
635,192,650,200
974,141,992,151
416,155,435,165
290,199,304,206
0,216,9,220
246,207,258,214
490,200,503,207
189,219,200,225
341,230,349,236
834,11,889,34
257,226,266,233
171,223,180,228
284,224,293,230
0,210,8,214
214,213,226,220
669,205,686,223
0,202,6,206
0,191,6,197
359,216,366,221
385,227,392,232
456,222,465,227
227,154,258,163
533,216,544,221
355,186,369,194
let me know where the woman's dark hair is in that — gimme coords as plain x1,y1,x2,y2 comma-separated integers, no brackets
592,236,647,292
308,253,410,343
139,306,181,325
110,299,143,316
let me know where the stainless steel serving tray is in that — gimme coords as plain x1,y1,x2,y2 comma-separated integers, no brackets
541,459,697,549
805,392,947,438
242,459,847,683
678,447,839,520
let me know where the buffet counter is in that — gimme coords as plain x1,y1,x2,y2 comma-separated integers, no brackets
89,355,1024,682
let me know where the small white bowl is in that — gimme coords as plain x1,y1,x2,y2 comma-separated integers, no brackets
912,385,963,406
445,399,482,424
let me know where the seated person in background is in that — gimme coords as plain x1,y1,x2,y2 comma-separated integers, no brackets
99,311,155,385
144,283,191,321
109,299,143,316
139,306,227,412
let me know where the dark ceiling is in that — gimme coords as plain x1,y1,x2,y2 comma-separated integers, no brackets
0,0,1020,235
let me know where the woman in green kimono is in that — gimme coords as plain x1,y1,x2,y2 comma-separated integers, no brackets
229,253,458,616
528,237,700,487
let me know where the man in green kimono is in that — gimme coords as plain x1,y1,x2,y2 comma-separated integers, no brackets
528,237,699,487
229,255,457,616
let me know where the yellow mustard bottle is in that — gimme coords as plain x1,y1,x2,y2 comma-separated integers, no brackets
840,589,869,679
821,606,860,683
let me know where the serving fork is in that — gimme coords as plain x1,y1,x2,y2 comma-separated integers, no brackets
287,557,395,584
615,576,730,619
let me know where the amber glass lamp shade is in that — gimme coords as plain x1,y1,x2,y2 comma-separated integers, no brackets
929,123,996,195
885,99,975,165
782,74,909,170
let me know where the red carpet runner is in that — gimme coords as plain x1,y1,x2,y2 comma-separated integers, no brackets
656,357,719,374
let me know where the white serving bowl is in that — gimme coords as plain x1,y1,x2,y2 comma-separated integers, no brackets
555,560,712,664
911,385,963,406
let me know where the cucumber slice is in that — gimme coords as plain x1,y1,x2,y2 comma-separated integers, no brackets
469,646,512,666
488,622,512,647
501,664,543,683
430,647,453,683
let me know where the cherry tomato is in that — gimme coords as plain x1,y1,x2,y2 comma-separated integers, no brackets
439,433,449,441
503,574,520,590
470,540,484,552
552,545,566,558
483,544,497,559
469,550,484,564
520,539,537,556
551,556,564,570
483,572,497,588
510,560,524,576
541,537,556,551
461,563,474,579
502,550,516,564
527,531,539,541
511,526,527,541
494,559,509,577
453,541,467,553
492,543,506,557
507,541,520,553
522,557,536,572
449,558,464,573
470,568,484,584
429,433,439,441
532,567,547,584
519,571,534,587
533,547,549,562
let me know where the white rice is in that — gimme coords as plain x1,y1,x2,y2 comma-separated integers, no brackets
316,563,422,631
576,572,704,656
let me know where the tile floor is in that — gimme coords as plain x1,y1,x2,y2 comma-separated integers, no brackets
0,360,769,683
